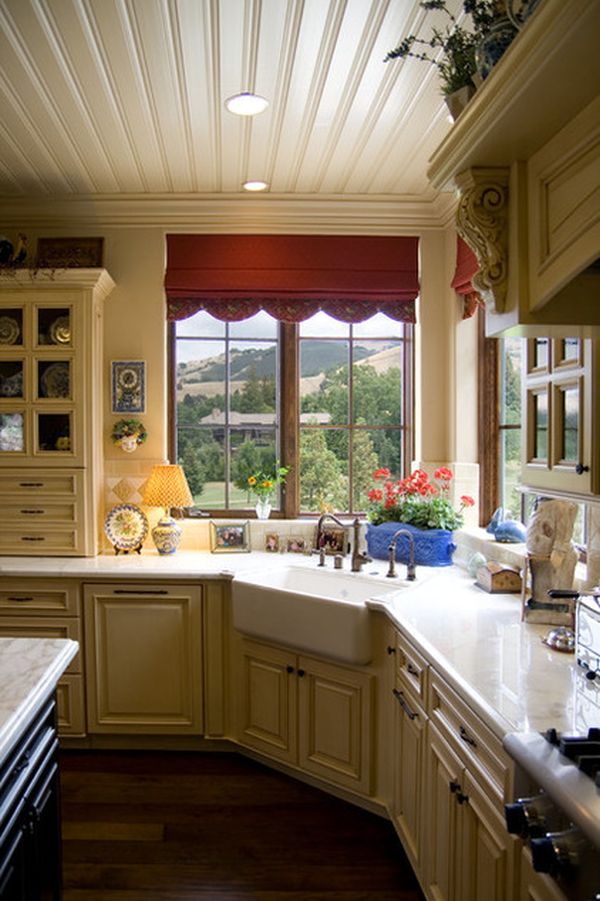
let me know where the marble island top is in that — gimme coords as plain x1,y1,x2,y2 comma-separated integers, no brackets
0,637,78,766
1,552,597,741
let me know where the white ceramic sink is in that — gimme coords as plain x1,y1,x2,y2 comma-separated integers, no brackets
231,565,402,664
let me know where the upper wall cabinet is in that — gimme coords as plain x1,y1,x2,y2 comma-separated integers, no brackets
428,0,600,338
0,269,114,555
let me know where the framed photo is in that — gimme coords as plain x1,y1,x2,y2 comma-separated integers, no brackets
210,521,250,553
287,536,306,554
36,236,104,269
265,532,279,553
319,526,347,555
111,361,145,414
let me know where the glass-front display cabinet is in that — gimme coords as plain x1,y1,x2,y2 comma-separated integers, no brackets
0,270,115,555
523,338,599,496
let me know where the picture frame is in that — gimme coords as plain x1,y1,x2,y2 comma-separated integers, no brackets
286,536,306,554
265,532,279,553
111,360,145,414
210,521,250,553
36,236,104,269
319,525,347,555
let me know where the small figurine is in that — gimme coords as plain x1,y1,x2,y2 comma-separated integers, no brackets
486,507,526,543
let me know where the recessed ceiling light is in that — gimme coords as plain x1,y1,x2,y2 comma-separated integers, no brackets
243,180,269,192
225,92,269,116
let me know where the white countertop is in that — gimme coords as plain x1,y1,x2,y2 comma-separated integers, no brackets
1,552,597,741
0,637,78,766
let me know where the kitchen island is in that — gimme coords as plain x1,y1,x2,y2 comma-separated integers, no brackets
0,637,78,899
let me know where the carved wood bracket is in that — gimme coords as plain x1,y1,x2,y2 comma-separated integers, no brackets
455,168,510,314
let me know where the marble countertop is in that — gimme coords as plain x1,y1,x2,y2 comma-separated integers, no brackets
1,552,596,741
0,637,78,766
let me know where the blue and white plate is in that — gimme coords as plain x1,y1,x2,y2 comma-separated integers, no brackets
104,503,148,551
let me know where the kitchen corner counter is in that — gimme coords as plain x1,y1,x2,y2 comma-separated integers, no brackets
0,637,78,766
367,567,597,740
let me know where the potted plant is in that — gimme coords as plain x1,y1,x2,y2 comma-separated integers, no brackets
365,467,474,566
384,0,517,120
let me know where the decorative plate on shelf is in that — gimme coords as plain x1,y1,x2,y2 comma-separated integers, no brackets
0,316,20,345
49,315,71,345
104,503,149,552
40,361,70,398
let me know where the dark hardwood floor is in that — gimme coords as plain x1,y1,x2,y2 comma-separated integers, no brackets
59,750,425,901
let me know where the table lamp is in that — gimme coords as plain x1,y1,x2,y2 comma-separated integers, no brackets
142,463,193,555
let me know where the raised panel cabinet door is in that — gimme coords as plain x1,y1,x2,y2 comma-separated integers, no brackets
391,689,427,872
238,640,297,764
84,584,203,734
297,656,373,796
424,723,464,901
459,770,517,901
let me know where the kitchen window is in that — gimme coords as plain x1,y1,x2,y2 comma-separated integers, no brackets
170,310,412,517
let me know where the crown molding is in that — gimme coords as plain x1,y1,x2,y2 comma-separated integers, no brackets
0,191,456,233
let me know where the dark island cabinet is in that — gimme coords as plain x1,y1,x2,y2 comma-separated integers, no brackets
0,698,61,900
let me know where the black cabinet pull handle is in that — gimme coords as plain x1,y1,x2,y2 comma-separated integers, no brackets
6,596,34,602
459,724,477,747
392,688,418,720
19,482,44,487
21,536,45,541
406,663,419,677
286,665,295,674
112,589,169,595
449,780,460,793
297,668,305,678
386,646,396,655
20,509,45,515
456,791,469,805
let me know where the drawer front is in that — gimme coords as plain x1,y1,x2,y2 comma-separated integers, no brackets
0,580,79,615
56,675,86,736
0,470,80,497
0,617,81,674
1,501,77,524
396,632,428,706
428,669,512,807
0,526,81,554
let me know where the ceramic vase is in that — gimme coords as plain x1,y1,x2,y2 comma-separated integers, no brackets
475,16,518,81
365,522,456,567
255,496,272,520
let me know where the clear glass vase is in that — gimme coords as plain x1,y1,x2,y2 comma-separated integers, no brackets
255,496,272,520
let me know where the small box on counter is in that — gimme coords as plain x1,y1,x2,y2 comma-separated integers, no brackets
475,561,522,594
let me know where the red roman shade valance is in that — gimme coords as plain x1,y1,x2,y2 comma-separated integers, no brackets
165,234,419,323
451,237,483,320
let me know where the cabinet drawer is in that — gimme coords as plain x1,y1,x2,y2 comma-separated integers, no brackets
1,500,77,524
0,580,79,615
0,470,80,497
396,632,428,706
428,669,512,807
56,675,86,736
0,617,81,674
0,526,81,555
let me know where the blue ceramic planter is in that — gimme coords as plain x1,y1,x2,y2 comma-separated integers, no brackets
366,522,456,567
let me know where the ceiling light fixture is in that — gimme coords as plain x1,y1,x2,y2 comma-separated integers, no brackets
225,92,269,116
243,180,269,192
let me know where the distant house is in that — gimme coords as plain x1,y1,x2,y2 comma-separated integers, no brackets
197,409,330,441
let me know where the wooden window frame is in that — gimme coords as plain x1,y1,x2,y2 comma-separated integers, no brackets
169,317,414,519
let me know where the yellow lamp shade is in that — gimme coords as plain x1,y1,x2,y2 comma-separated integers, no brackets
142,464,193,510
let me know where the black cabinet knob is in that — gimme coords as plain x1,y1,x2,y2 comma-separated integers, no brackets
297,668,305,678
286,665,294,674
386,646,396,655
575,462,590,475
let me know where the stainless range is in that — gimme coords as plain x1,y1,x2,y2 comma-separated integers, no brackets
503,721,600,899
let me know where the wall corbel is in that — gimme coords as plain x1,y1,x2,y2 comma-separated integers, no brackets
455,168,509,314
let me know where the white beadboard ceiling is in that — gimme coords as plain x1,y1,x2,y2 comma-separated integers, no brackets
0,0,460,223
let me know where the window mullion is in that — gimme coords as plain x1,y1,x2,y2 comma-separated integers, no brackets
281,322,299,517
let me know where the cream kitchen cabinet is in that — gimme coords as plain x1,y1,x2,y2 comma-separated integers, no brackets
237,638,374,796
390,632,429,875
0,578,85,735
0,270,114,555
83,582,203,734
522,337,599,496
423,670,517,901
